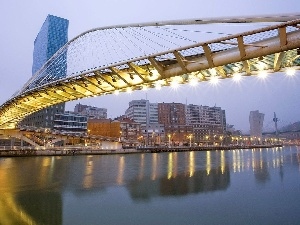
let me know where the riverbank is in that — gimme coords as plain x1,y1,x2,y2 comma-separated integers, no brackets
0,144,283,157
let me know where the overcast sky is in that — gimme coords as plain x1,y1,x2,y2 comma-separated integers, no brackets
0,0,299,133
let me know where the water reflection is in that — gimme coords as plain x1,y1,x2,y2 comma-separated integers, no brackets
128,164,230,200
0,146,299,224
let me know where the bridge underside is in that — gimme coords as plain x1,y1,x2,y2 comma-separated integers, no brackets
0,129,119,147
0,19,300,129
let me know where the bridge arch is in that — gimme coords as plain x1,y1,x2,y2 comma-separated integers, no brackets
0,15,300,129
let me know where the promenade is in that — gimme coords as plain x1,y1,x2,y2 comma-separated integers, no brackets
0,144,283,157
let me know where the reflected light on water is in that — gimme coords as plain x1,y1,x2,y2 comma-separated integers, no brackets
260,150,263,170
206,151,211,175
189,151,195,177
139,154,145,180
173,152,178,178
241,150,245,171
167,153,173,179
39,157,52,187
0,193,38,225
0,147,300,224
232,150,244,173
83,157,94,189
252,149,256,172
117,156,125,185
151,153,158,180
221,150,225,174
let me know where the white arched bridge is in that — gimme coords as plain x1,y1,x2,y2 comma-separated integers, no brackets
1,14,300,129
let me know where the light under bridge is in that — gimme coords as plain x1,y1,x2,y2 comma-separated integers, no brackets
1,14,300,129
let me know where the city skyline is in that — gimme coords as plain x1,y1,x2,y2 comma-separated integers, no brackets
0,0,299,132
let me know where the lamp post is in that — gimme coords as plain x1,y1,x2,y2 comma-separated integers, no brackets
205,135,209,146
219,135,223,146
188,134,192,147
119,131,122,142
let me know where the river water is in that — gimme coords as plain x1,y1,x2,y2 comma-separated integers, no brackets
0,146,299,225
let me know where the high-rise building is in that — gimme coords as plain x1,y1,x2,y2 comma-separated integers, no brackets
125,99,158,125
186,104,226,144
158,102,186,125
158,102,191,145
32,15,69,76
20,15,69,129
249,110,264,141
124,99,164,145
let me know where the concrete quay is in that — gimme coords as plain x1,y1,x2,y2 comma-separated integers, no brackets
0,147,138,157
0,144,283,157
137,144,282,153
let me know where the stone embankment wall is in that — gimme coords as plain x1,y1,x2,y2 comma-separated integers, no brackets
0,145,283,157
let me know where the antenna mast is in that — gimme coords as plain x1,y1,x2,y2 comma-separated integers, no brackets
273,112,279,136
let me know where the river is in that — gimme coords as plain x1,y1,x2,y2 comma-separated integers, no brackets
0,146,299,225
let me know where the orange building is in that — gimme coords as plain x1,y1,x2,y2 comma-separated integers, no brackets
87,119,121,138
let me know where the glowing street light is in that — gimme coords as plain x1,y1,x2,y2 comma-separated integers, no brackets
142,85,148,91
126,87,132,94
286,68,296,76
188,134,193,147
232,73,242,82
189,78,198,86
210,76,219,85
155,83,162,90
258,71,268,79
170,80,179,89
168,134,171,147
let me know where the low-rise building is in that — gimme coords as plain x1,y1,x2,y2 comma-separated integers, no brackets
53,111,87,134
87,119,120,137
119,118,142,146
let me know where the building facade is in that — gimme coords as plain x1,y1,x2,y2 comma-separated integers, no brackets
158,102,191,145
21,15,69,129
87,119,121,138
186,104,226,145
53,111,87,133
74,103,107,119
125,99,164,145
119,118,142,146
123,100,227,146
249,110,264,141
158,102,186,125
125,99,158,125
32,15,69,76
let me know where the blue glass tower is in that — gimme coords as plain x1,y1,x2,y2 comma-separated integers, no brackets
21,15,69,128
32,15,68,82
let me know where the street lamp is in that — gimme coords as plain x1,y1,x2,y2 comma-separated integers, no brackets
219,135,223,146
168,134,171,147
188,134,192,147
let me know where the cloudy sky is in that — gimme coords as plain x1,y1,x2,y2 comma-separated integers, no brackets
0,0,299,133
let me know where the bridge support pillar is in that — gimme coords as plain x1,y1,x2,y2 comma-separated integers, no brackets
11,137,15,148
